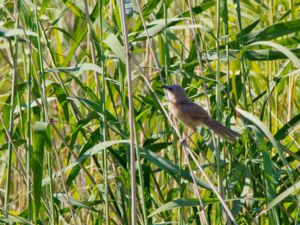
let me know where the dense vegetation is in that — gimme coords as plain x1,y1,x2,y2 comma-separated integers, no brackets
1,0,300,224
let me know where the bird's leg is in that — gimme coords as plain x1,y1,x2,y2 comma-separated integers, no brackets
181,129,197,144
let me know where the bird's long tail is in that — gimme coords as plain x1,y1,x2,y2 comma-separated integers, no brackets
204,119,240,142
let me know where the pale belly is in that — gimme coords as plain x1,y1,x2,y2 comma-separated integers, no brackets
169,103,202,130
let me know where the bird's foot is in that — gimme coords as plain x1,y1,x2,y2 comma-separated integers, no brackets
180,131,196,146
180,139,187,145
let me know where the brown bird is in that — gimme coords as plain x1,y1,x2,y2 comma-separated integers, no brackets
162,84,240,142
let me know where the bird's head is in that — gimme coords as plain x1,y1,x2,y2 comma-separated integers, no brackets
162,84,189,103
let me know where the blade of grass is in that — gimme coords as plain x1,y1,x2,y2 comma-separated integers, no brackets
4,1,20,216
31,122,48,223
256,180,300,219
119,0,137,223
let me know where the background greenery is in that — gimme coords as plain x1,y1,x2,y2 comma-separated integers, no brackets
1,0,300,224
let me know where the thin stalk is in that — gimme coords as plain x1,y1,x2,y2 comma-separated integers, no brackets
222,0,230,109
4,41,18,217
216,0,222,121
26,55,32,220
33,0,48,120
164,0,169,81
119,0,136,223
82,0,101,95
134,135,148,225
234,0,249,113
287,0,294,121
179,141,183,225
101,24,110,225
98,0,110,223
103,124,109,225
295,198,300,225
47,151,55,225
215,0,224,222
234,0,242,32
4,0,20,215
222,1,233,214
16,68,25,215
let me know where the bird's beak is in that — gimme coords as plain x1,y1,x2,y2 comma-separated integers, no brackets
162,85,171,90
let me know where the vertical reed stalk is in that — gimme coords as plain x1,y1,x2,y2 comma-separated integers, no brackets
119,0,136,224
4,0,20,217
47,151,55,225
26,55,32,221
99,0,110,222
82,0,101,95
215,0,225,222
33,0,48,119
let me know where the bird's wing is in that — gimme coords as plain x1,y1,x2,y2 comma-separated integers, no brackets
181,101,210,120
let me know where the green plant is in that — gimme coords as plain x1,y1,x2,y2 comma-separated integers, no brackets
0,0,300,224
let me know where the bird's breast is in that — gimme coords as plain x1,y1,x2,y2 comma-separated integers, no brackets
169,102,199,129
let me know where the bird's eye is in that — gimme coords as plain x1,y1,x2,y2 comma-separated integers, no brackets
169,87,173,91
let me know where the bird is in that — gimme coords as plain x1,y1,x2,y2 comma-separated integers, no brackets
162,84,240,142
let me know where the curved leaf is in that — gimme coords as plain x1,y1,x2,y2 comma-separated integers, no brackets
248,41,300,68
240,19,300,44
46,63,103,75
257,180,300,218
149,198,217,217
140,148,211,190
